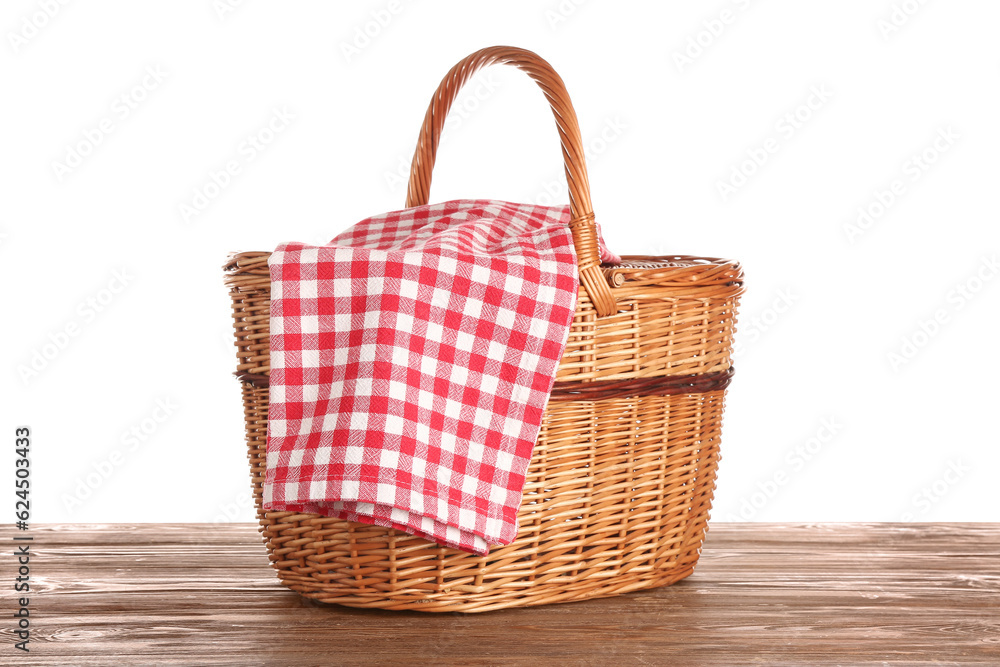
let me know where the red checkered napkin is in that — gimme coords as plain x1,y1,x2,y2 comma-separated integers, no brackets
263,199,619,554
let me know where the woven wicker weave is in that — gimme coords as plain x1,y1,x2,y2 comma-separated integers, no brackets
224,46,744,612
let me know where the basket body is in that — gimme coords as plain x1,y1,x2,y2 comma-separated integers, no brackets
226,253,743,612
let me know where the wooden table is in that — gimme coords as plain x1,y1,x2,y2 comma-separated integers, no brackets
3,523,997,665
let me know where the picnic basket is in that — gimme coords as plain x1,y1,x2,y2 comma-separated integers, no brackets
224,46,744,612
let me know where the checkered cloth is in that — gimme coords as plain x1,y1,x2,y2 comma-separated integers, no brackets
263,199,618,554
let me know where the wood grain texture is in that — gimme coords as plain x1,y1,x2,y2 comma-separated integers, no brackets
1,523,997,665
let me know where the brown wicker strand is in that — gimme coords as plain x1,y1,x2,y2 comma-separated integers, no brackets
235,367,735,402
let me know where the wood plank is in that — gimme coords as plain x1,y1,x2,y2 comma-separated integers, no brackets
2,523,997,665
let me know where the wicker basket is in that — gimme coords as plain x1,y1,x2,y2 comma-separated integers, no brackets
224,46,744,612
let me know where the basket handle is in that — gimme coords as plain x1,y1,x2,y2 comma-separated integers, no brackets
404,46,617,318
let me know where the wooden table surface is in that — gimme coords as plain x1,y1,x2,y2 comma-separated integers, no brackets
2,522,997,665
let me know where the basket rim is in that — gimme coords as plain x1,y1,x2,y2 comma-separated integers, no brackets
223,251,744,288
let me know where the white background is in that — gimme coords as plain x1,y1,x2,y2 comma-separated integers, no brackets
2,0,997,525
